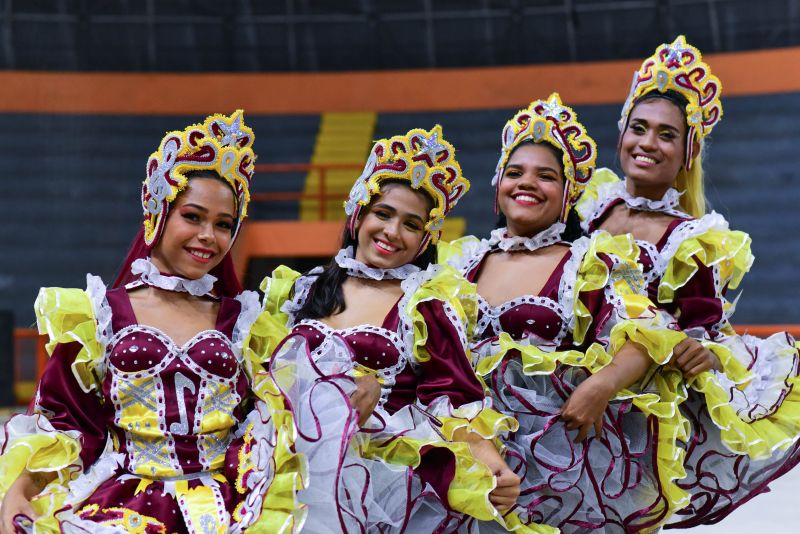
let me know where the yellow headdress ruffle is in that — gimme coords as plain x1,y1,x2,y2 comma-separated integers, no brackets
492,93,597,221
141,110,255,246
619,35,723,167
344,125,470,252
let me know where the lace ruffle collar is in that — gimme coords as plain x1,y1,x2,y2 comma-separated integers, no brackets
487,223,566,252
618,181,684,215
334,247,421,281
129,257,217,297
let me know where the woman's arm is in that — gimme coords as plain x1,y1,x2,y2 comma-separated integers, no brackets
0,471,57,533
560,340,652,442
452,428,520,512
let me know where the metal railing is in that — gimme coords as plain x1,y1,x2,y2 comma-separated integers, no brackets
251,162,363,220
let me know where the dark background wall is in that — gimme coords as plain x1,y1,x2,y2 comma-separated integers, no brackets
2,91,798,327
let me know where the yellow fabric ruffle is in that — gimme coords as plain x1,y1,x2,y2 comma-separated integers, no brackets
658,225,753,305
476,333,691,530
254,265,303,362
0,415,82,507
35,287,103,393
405,265,478,364
574,167,621,222
243,362,308,531
405,265,519,440
437,235,481,265
686,340,800,460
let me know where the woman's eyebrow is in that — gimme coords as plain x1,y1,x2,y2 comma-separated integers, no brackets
374,202,425,222
182,203,236,219
631,118,680,133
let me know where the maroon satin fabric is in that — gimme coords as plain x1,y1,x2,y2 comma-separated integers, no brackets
30,342,110,468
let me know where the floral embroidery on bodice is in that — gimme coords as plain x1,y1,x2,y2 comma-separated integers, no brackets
101,289,250,478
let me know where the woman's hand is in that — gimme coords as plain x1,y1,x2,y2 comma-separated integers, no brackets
560,373,615,442
490,465,522,512
672,338,721,378
461,434,521,513
561,340,653,442
350,374,382,426
0,471,53,534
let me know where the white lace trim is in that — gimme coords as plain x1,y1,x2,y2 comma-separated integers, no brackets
486,223,566,252
233,290,261,362
62,451,125,507
281,266,324,327
620,182,684,214
444,238,491,278
334,246,421,280
130,257,217,297
85,274,112,372
578,177,689,232
648,212,730,278
557,236,592,332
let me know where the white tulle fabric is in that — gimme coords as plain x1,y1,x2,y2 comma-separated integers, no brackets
269,335,453,533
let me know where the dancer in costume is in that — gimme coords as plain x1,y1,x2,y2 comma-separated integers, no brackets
442,94,691,532
576,36,800,528
259,126,549,533
0,111,303,533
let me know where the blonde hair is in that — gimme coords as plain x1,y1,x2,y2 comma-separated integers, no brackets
674,140,707,218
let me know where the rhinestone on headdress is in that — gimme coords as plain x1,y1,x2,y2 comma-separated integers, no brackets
492,93,597,221
141,110,255,246
344,125,470,252
619,35,723,167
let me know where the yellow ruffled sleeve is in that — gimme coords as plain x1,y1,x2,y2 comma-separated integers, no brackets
658,220,753,305
252,266,303,362
574,167,622,223
437,235,482,266
34,280,106,394
1,278,108,503
571,232,685,364
404,265,519,441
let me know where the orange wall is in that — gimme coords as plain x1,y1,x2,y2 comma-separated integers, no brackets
2,47,799,115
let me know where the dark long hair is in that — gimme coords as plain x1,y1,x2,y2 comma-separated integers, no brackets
294,181,438,322
496,139,583,242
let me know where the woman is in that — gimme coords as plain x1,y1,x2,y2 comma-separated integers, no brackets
258,126,546,533
0,111,302,533
576,36,800,527
442,94,690,532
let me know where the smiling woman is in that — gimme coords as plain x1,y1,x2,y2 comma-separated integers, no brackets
255,126,548,533
577,36,800,530
0,111,304,533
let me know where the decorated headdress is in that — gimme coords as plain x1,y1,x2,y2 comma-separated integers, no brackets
112,110,255,298
619,35,723,168
492,93,597,221
142,109,255,246
344,125,470,253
